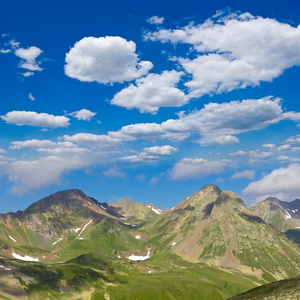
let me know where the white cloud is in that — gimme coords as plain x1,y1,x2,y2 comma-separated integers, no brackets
10,139,57,150
63,133,121,149
110,123,165,141
23,71,34,77
111,70,187,113
112,97,295,144
249,150,271,158
243,164,300,202
276,144,291,152
229,150,248,156
65,36,153,84
120,145,177,164
7,155,94,195
1,111,70,128
262,144,276,148
147,16,165,25
142,145,178,156
169,158,231,180
9,139,77,150
196,135,239,146
15,46,43,71
103,166,125,178
28,93,35,101
231,170,255,179
145,12,300,98
69,109,96,121
285,134,300,144
0,49,11,54
0,149,7,154
37,147,90,155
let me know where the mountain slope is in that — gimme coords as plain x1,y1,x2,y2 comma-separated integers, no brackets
0,185,300,299
231,275,300,300
112,197,163,219
148,185,300,281
249,197,300,232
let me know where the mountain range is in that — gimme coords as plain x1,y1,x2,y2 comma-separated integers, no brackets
0,184,299,299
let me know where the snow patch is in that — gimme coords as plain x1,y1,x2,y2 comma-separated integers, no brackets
171,207,175,210
52,238,63,246
9,235,16,242
121,217,127,220
78,238,84,240
135,235,141,239
0,265,11,271
148,205,162,215
74,227,81,232
88,201,91,205
100,204,106,211
172,242,176,246
118,255,121,258
76,219,92,239
127,249,151,261
148,271,152,273
284,210,292,219
12,251,39,262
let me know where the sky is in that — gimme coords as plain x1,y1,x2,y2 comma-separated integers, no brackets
1,0,300,212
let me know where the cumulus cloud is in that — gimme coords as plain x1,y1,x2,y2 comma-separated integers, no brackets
65,36,153,84
111,70,187,113
63,133,121,149
142,145,178,156
145,12,300,98
243,164,300,202
120,145,178,163
15,46,43,71
196,135,239,146
147,16,165,25
69,109,96,121
1,111,70,128
169,158,231,180
262,144,276,149
0,149,7,154
229,150,248,156
23,71,34,77
112,97,297,145
231,170,255,179
7,155,94,195
28,93,35,101
285,134,300,144
9,139,89,155
10,139,58,150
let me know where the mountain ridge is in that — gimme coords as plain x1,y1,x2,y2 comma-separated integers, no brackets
0,185,299,299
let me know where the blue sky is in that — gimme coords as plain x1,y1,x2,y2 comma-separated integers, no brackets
1,0,300,212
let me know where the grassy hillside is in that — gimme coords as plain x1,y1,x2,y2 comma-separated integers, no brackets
0,186,299,299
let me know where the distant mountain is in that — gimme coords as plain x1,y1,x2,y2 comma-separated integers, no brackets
249,197,300,232
149,184,300,281
112,197,163,219
0,185,300,299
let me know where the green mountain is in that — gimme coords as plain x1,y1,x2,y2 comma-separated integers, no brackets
231,275,300,299
148,184,300,282
0,185,299,299
249,197,300,232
